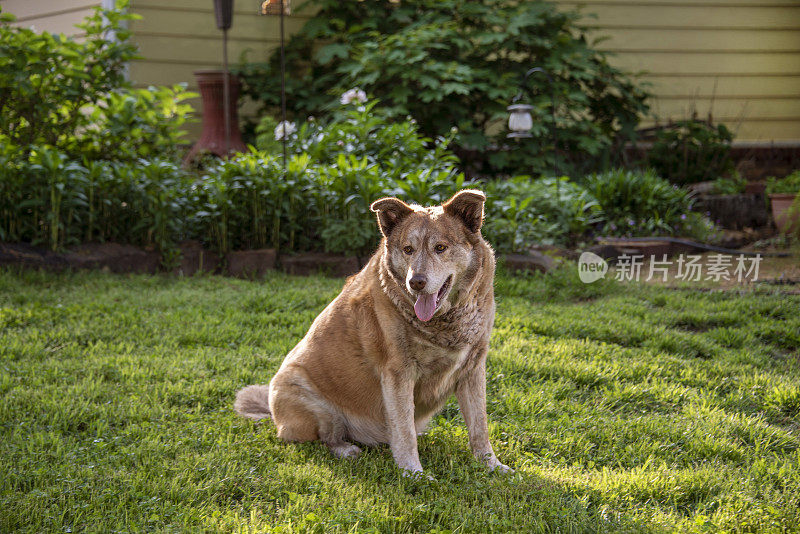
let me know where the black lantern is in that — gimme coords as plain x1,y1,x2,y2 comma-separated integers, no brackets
214,0,234,29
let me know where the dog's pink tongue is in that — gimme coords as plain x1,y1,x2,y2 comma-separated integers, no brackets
414,293,437,322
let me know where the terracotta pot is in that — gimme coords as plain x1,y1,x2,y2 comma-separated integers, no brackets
184,69,247,162
769,193,800,233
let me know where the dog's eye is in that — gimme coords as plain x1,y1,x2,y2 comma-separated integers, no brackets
434,244,448,253
403,246,414,255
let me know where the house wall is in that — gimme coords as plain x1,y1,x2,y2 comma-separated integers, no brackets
1,0,103,36
563,0,800,144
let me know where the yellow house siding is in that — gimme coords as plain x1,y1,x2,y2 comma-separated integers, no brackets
0,0,102,36
556,0,800,143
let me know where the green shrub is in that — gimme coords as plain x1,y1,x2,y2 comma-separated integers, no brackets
647,119,734,185
255,101,462,190
0,2,136,156
22,146,89,251
76,85,197,161
234,101,469,256
191,153,315,255
0,1,195,161
236,0,649,177
584,169,708,238
766,170,800,194
711,173,746,195
482,176,601,253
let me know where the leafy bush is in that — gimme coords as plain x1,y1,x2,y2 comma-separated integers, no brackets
218,100,470,256
583,168,708,238
191,153,315,255
76,85,197,161
0,1,195,161
1,94,469,258
482,176,601,253
255,101,462,189
236,0,649,177
711,173,746,195
647,119,734,185
766,170,800,194
0,2,137,155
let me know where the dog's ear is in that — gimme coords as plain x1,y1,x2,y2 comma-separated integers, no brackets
370,197,414,237
443,189,486,233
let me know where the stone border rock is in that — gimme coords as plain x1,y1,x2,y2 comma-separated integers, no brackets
0,243,160,274
500,252,556,274
0,242,367,279
280,253,360,277
227,248,277,279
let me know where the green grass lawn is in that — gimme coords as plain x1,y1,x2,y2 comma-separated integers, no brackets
1,267,799,533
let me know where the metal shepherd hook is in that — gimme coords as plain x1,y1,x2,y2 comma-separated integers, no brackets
516,67,558,179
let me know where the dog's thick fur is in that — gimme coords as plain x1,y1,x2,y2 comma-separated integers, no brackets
235,190,511,475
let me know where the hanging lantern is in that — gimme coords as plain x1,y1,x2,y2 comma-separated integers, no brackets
507,103,534,139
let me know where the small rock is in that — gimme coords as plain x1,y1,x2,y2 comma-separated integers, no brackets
585,244,623,263
175,241,220,276
501,252,556,274
227,249,277,279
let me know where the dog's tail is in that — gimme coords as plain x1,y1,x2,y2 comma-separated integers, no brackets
234,384,271,421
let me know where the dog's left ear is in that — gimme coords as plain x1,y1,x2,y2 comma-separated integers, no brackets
370,197,414,237
443,189,486,233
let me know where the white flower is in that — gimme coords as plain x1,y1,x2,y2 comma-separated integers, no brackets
274,120,296,141
340,87,367,105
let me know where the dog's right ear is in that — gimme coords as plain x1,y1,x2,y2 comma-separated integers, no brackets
370,197,414,237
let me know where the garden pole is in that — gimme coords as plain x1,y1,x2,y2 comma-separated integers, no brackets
521,67,559,197
223,27,231,155
279,0,287,175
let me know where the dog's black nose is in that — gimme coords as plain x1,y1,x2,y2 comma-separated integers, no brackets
409,274,427,292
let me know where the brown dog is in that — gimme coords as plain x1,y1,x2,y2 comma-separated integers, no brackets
235,190,512,476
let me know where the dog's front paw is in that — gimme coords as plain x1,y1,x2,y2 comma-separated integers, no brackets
491,463,514,475
401,468,435,481
329,442,362,459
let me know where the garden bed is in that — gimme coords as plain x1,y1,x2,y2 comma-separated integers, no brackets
0,242,363,279
1,242,568,280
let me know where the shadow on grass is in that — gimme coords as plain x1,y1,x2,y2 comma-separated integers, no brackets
245,419,661,533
